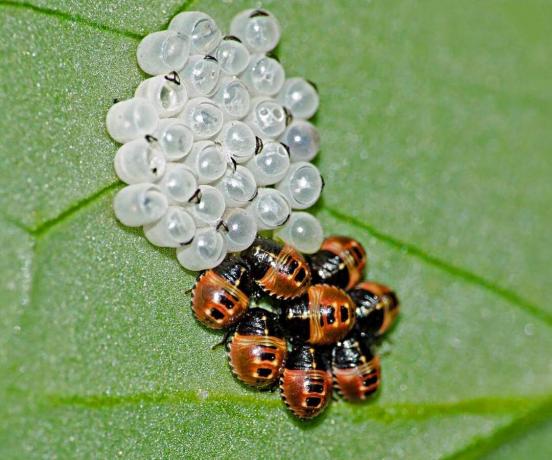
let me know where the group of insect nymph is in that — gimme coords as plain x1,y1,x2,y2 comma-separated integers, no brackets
106,8,399,420
196,235,399,420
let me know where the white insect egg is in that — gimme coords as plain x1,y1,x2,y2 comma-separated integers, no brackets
135,73,188,118
215,165,258,207
154,119,194,160
169,11,222,55
183,141,227,184
218,121,257,164
247,97,288,139
180,55,221,98
274,212,324,254
280,120,320,162
136,30,190,76
189,185,226,226
110,7,325,269
212,77,251,120
113,183,168,227
241,54,285,96
144,206,196,247
177,226,227,271
248,188,291,230
106,98,158,144
114,137,166,184
277,77,319,119
220,207,257,253
158,163,198,204
178,97,223,140
230,9,281,53
214,36,250,75
245,141,290,186
276,162,323,209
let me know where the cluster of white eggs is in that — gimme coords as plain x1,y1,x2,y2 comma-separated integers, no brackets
107,9,324,271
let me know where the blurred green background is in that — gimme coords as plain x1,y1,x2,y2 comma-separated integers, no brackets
1,0,551,458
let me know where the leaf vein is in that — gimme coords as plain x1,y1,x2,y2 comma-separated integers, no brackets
19,183,551,333
322,206,552,328
443,396,552,460
30,182,121,238
0,1,143,39
46,390,550,423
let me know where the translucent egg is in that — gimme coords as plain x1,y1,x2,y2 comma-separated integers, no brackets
114,137,166,184
274,212,324,254
248,188,291,230
144,206,196,247
178,97,223,140
183,141,227,184
169,12,222,55
158,163,198,203
276,162,323,209
137,30,190,76
212,77,251,120
214,36,250,75
106,98,158,144
280,120,320,162
113,184,168,227
276,78,319,119
230,9,281,53
241,55,285,96
135,73,188,117
215,165,258,207
245,141,290,185
220,208,257,252
180,55,220,98
176,226,227,271
189,185,226,226
218,121,257,164
247,97,288,139
154,119,194,160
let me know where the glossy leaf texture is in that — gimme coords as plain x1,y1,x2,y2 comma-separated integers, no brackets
1,0,551,458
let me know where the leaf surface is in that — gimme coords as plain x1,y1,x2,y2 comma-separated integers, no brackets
1,1,551,459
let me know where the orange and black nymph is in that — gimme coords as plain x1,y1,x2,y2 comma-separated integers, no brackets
280,344,333,420
241,236,311,300
332,333,380,402
349,281,400,338
308,236,367,290
227,308,287,389
282,284,356,346
191,255,254,329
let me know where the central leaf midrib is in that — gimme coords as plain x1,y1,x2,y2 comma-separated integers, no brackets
43,391,552,421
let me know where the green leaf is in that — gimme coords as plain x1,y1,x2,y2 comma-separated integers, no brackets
1,0,551,458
